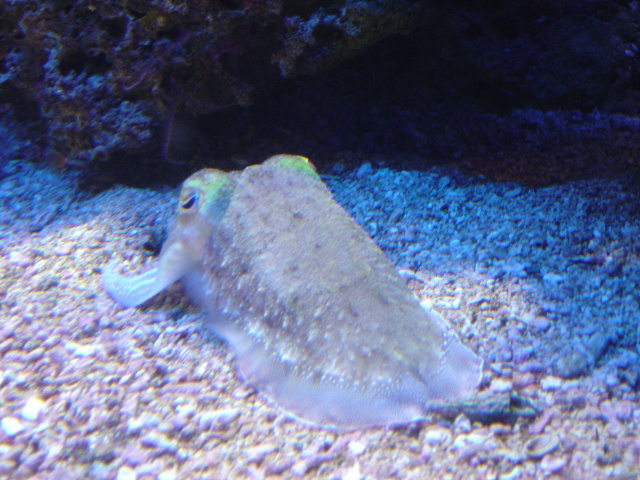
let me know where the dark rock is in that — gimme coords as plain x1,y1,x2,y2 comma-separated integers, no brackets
0,0,428,170
617,367,640,388
584,333,611,364
554,350,590,378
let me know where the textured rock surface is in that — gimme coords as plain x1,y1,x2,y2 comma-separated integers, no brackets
0,0,428,168
4,0,640,180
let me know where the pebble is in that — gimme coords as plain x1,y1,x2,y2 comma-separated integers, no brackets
512,372,536,390
542,273,563,283
453,414,471,434
265,458,295,475
529,409,558,435
451,432,489,463
452,433,486,451
554,351,589,378
540,376,563,391
519,313,552,331
489,423,512,436
291,454,335,476
116,466,137,480
600,399,633,424
504,186,523,198
175,403,197,418
612,399,633,423
198,408,240,430
489,378,513,393
357,163,372,177
127,413,160,435
525,434,559,459
52,243,74,256
342,463,364,480
501,261,528,277
584,333,610,362
244,444,277,463
22,450,46,472
539,455,567,474
122,447,149,467
501,466,523,480
8,250,33,267
513,345,535,364
20,397,45,421
348,440,366,456
65,341,100,357
1,417,24,437
423,427,452,446
140,432,178,454
158,470,178,480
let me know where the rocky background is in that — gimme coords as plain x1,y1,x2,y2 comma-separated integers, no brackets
2,0,640,185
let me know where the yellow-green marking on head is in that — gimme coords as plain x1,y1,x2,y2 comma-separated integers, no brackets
264,154,319,179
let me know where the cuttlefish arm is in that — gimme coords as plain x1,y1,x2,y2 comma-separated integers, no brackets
103,169,236,308
102,241,191,308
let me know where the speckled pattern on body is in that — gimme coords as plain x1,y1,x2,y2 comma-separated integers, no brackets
197,157,482,428
0,158,639,479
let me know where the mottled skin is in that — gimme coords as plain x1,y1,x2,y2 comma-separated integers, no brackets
104,155,487,428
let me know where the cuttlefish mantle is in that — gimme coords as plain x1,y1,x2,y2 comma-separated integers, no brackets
103,154,483,429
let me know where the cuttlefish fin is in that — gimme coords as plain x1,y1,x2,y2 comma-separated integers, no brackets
103,241,192,308
418,300,484,400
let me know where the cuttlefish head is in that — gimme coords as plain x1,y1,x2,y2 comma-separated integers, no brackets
103,155,315,308
171,168,237,257
103,168,235,307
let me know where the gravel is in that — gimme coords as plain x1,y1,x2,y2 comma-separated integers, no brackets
0,158,639,478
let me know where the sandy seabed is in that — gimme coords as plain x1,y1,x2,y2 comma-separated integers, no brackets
0,158,639,479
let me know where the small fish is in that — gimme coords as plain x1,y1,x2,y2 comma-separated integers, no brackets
104,155,483,429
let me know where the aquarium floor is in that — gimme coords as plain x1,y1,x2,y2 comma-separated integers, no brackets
0,158,639,479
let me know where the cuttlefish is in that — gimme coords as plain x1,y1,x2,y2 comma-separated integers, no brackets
103,155,483,429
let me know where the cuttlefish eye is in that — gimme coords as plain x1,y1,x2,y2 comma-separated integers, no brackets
180,193,199,212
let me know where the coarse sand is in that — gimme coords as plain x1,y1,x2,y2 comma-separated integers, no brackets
0,158,639,479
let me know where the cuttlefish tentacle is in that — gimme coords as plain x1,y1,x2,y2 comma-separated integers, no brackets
103,241,190,308
103,169,236,308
